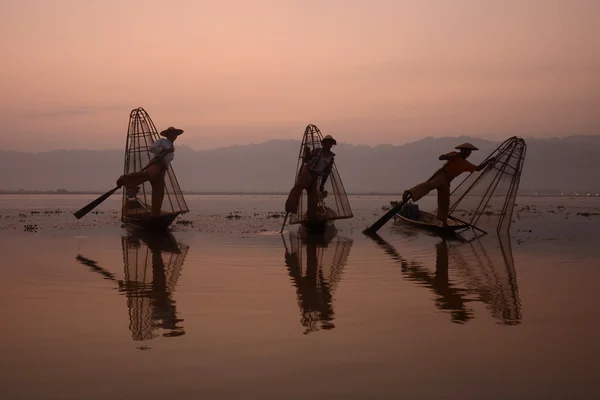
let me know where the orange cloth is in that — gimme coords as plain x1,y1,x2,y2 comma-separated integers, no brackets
407,152,477,223
442,153,477,180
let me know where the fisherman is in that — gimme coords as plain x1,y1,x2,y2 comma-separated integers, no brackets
285,135,337,221
116,126,183,217
401,142,495,227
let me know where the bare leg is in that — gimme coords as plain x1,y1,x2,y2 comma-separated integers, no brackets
285,186,304,214
306,178,318,221
436,183,451,225
117,163,164,188
406,172,448,203
150,172,165,217
117,171,151,188
285,166,314,214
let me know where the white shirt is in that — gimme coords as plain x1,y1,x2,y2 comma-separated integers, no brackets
315,152,333,174
149,138,175,165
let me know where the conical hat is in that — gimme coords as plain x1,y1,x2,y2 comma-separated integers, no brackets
322,135,337,145
160,127,184,137
455,142,478,151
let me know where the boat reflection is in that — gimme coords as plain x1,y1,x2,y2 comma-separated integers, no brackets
367,233,522,325
76,229,189,347
282,228,353,334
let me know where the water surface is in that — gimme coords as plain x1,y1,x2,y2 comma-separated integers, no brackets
1,195,599,399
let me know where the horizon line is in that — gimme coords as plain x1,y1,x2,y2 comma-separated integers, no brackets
3,133,599,154
1,190,598,197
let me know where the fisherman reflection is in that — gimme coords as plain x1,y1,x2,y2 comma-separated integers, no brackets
76,230,188,345
283,229,353,334
119,231,187,340
403,240,473,323
368,233,522,325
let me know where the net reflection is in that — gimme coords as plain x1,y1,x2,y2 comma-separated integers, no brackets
282,228,353,334
448,235,522,325
367,233,522,325
76,229,189,347
120,230,188,341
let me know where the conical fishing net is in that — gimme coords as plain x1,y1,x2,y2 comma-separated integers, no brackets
448,137,527,234
121,107,189,222
289,124,353,225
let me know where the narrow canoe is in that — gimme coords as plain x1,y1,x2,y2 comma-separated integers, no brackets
395,209,469,233
123,212,181,231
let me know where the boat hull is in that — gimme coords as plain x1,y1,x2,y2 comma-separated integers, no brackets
123,212,181,231
394,210,468,234
300,220,334,234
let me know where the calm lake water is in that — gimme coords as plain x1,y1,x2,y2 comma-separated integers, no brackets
1,194,599,399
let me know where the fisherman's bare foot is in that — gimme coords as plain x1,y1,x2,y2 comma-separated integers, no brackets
436,216,449,228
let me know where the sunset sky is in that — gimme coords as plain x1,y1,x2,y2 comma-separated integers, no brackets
1,0,599,151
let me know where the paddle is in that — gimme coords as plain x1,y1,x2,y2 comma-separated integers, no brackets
362,199,406,235
73,186,121,219
280,212,289,233
73,153,167,220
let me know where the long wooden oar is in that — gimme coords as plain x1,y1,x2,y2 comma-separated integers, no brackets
73,154,166,220
73,186,120,219
362,200,406,235
280,212,289,233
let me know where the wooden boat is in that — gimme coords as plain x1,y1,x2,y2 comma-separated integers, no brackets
121,107,189,231
122,208,181,231
288,124,353,233
394,202,469,234
391,136,526,238
298,219,334,234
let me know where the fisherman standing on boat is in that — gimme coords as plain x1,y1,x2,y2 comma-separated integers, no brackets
116,127,183,217
285,135,337,221
401,142,495,227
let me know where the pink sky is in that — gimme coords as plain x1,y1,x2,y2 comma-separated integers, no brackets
1,0,599,151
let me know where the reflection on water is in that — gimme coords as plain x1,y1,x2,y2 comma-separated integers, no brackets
282,228,353,334
368,233,522,325
77,229,188,347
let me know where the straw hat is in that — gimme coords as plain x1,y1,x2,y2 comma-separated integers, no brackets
160,127,184,137
322,135,337,145
455,142,478,151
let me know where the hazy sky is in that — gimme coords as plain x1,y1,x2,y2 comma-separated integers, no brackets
1,0,599,151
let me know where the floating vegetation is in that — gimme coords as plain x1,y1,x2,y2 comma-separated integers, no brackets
577,212,600,218
24,224,38,232
226,212,243,220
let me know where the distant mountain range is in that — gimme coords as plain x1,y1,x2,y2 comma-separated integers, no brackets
1,135,599,194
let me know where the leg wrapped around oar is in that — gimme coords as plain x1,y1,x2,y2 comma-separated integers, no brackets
285,165,317,214
405,171,449,203
403,171,452,226
117,163,167,217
